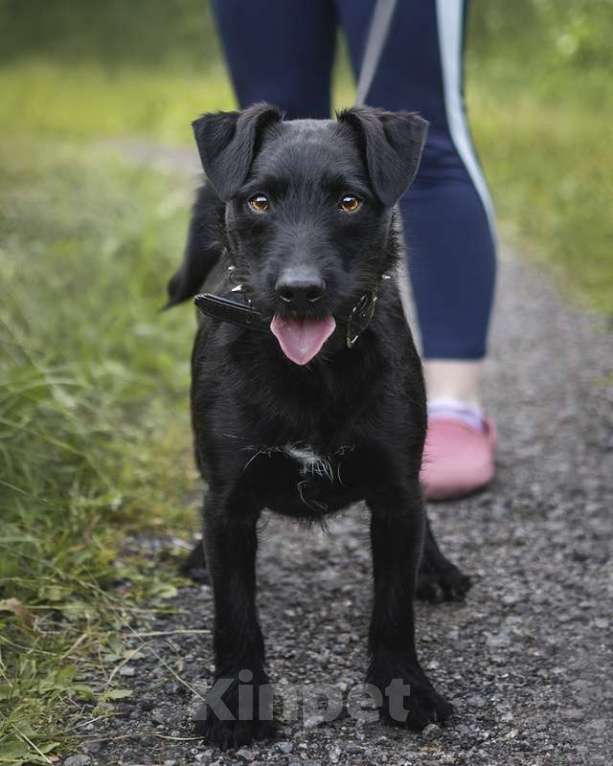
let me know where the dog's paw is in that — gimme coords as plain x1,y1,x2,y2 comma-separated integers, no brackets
195,714,277,750
416,563,471,603
194,669,276,749
367,657,454,731
180,539,209,583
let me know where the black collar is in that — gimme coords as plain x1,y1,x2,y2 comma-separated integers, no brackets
194,271,389,349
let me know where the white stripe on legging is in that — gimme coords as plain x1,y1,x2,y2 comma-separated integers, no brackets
435,0,497,240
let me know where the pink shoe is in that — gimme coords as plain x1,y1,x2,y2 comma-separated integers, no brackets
420,417,496,500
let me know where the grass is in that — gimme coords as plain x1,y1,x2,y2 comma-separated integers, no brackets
466,59,613,314
0,60,234,145
0,139,201,762
0,44,610,761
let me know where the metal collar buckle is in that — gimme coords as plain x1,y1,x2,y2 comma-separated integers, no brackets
346,290,379,348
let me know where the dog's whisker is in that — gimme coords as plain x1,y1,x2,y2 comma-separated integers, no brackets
242,449,266,472
336,463,345,487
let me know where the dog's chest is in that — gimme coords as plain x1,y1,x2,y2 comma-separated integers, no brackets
283,445,341,478
243,442,363,517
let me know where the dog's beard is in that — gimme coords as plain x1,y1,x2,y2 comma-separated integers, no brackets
270,315,336,365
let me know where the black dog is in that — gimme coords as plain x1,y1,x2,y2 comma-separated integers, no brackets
167,103,471,748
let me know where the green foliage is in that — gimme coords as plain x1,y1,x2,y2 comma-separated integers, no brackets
470,0,613,69
0,60,235,148
0,141,200,758
0,0,220,71
465,13,613,313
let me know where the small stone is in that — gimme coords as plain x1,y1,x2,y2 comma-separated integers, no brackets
64,757,91,766
486,631,511,648
303,714,325,729
151,706,167,724
119,664,136,676
502,593,520,605
594,618,609,629
421,723,441,739
467,694,486,707
276,741,294,754
236,748,257,761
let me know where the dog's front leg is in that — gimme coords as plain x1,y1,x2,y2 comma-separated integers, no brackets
194,492,275,749
366,483,454,730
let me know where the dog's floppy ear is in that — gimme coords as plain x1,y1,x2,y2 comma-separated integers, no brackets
338,107,428,207
192,103,283,201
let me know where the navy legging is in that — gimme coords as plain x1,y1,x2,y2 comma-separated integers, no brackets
211,0,496,360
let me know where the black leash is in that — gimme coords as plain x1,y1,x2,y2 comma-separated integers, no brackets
195,0,397,349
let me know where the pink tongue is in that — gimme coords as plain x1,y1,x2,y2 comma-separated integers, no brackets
270,315,336,365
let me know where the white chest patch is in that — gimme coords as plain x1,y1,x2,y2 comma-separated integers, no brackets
284,445,334,481
242,443,354,485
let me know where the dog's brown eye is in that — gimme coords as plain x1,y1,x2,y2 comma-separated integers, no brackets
248,194,270,213
339,194,362,214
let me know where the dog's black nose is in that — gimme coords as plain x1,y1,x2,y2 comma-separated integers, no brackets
275,270,326,310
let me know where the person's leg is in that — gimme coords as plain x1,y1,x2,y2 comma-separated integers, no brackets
211,0,336,119
337,0,496,370
337,0,497,497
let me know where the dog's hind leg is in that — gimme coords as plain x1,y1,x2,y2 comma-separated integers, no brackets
365,482,454,730
416,516,472,603
193,490,276,749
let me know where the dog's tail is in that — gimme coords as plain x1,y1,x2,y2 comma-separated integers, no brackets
165,181,225,309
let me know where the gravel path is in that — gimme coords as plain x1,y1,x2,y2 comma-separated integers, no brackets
78,144,612,766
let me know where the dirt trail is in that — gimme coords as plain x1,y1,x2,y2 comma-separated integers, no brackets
79,143,612,766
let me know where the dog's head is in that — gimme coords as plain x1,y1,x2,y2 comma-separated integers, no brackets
185,103,427,364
